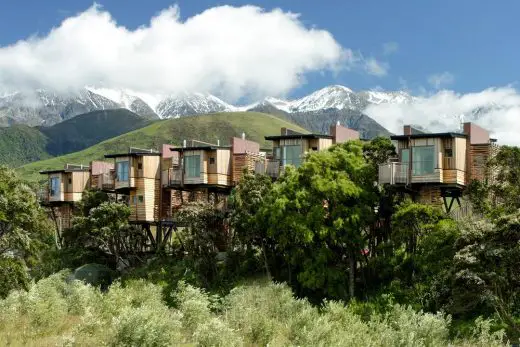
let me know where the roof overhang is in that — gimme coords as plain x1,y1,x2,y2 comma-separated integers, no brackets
265,134,333,141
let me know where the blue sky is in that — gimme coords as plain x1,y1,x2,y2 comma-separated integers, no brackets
0,0,519,98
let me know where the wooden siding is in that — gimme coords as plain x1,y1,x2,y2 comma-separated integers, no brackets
416,186,443,207
207,149,232,186
232,152,266,184
129,177,160,223
47,171,89,203
468,143,491,182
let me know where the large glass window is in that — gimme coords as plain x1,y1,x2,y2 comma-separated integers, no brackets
185,155,201,178
116,161,129,181
412,146,434,175
50,177,60,196
282,145,302,167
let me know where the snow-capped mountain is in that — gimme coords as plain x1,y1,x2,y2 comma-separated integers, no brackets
86,87,158,119
0,84,416,128
156,92,235,118
245,85,415,115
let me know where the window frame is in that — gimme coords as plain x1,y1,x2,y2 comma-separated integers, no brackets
116,161,129,181
282,144,302,168
50,177,60,197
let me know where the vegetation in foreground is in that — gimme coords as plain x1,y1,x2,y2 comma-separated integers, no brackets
17,111,308,182
0,273,505,346
3,138,520,345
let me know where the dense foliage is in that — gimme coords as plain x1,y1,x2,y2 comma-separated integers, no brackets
3,139,520,344
0,273,506,346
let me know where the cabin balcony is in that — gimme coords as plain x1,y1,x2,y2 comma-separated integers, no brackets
379,162,446,185
165,167,183,186
378,162,410,185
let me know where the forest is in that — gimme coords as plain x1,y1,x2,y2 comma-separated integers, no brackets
1,138,519,346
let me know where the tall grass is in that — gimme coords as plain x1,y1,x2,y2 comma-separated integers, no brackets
0,272,507,346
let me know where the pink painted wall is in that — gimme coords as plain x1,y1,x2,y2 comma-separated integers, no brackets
90,161,114,175
330,125,360,144
463,122,490,144
231,137,260,154
162,144,175,158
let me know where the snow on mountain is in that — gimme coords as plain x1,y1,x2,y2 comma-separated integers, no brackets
288,85,358,112
86,87,158,119
156,92,236,119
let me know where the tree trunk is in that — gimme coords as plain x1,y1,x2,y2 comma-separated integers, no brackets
348,253,356,299
261,239,272,281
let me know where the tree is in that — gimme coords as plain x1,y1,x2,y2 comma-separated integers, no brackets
0,166,52,259
68,202,146,267
260,141,376,300
230,172,273,279
452,213,520,335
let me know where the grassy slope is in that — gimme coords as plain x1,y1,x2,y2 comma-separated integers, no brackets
0,125,52,167
18,112,307,182
0,109,153,168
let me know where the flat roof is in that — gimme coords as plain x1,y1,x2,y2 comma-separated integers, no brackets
391,132,468,140
40,168,90,174
265,134,333,140
104,152,161,158
169,145,231,152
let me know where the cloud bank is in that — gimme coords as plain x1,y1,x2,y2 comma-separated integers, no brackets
364,87,520,145
0,4,386,100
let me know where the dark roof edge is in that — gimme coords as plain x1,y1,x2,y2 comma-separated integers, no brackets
104,152,161,158
391,132,468,140
265,134,333,140
169,145,231,152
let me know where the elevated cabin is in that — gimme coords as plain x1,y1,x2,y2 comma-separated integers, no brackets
378,122,497,212
160,137,264,218
39,164,90,230
264,123,360,177
104,148,161,223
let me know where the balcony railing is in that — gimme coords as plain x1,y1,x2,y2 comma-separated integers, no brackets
100,172,115,190
167,168,183,186
378,162,410,185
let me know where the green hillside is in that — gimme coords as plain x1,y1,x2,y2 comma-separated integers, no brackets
18,112,308,182
39,109,152,156
0,125,52,167
0,109,153,168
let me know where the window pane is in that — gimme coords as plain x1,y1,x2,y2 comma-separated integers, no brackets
412,146,434,175
117,161,129,181
282,145,301,167
185,155,200,178
50,177,60,196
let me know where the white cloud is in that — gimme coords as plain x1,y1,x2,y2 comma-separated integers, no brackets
364,87,520,145
383,42,399,55
0,4,368,101
364,58,389,77
428,72,455,89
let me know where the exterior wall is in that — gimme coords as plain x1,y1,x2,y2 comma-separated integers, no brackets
416,186,443,207
464,122,490,145
90,161,114,190
207,149,232,186
232,152,266,184
330,125,360,144
231,137,260,154
183,150,207,185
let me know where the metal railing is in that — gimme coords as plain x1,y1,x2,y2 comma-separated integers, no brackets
378,162,410,185
167,168,183,186
100,172,115,190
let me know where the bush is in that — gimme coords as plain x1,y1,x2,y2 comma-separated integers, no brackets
0,257,29,298
0,275,508,346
